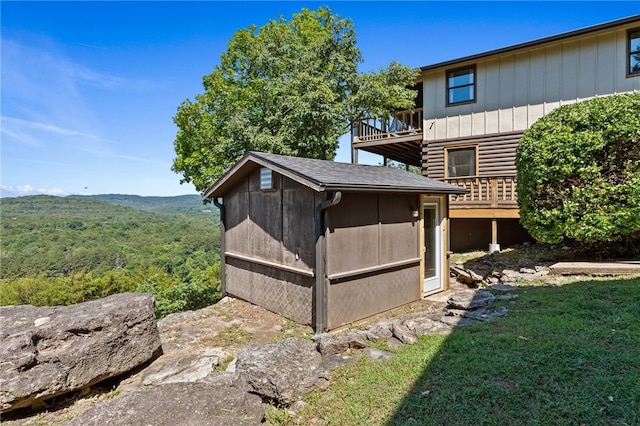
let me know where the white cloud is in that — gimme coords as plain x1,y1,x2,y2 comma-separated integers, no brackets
0,184,68,198
0,116,114,147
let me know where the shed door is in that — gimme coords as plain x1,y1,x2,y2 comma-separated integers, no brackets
423,200,442,295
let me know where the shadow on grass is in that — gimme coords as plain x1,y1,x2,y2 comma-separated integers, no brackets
384,277,640,425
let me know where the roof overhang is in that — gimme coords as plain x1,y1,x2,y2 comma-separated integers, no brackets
204,152,469,199
419,15,640,73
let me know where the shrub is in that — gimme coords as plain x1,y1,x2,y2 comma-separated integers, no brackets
516,93,640,247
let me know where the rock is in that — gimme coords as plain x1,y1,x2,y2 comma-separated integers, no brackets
234,338,329,406
447,290,496,310
439,316,479,327
517,258,533,268
386,337,404,349
320,354,356,371
450,266,484,286
365,321,394,341
404,317,452,336
66,382,265,426
446,306,508,321
0,293,161,413
316,330,367,355
494,294,519,301
142,349,226,385
288,400,309,417
361,347,394,361
488,283,519,292
519,267,537,274
535,265,550,274
392,322,417,344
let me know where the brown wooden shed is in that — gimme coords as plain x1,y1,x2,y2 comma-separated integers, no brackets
205,152,466,333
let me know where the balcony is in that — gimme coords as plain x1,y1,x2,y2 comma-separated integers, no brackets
352,109,423,167
445,175,520,218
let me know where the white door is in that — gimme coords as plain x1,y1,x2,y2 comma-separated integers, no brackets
423,200,442,295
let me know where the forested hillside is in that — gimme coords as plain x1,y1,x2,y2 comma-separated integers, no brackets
69,194,217,216
1,195,221,317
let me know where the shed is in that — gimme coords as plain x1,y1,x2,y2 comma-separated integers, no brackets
205,152,467,333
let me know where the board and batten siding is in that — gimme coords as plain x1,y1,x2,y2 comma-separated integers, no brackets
224,168,317,273
421,24,640,142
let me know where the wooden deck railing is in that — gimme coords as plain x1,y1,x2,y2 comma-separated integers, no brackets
445,175,518,208
355,109,423,142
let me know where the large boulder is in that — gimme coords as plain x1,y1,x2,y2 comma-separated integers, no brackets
66,382,265,426
0,293,161,413
234,338,329,406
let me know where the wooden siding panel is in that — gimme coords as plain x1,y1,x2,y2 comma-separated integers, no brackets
597,31,616,95
561,40,579,101
528,48,546,106
544,44,562,113
423,133,522,180
485,110,499,134
498,57,515,134
325,193,379,275
282,178,316,270
472,111,485,135
484,59,500,112
225,177,249,256
249,171,283,263
459,113,473,137
578,37,597,100
379,194,420,264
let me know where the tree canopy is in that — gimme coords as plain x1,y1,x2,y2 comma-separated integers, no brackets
1,195,221,318
172,7,419,193
516,93,640,249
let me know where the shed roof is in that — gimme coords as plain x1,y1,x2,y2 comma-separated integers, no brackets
204,151,467,198
419,14,640,72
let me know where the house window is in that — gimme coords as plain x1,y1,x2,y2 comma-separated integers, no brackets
446,146,477,178
447,65,476,105
259,167,274,190
628,29,640,76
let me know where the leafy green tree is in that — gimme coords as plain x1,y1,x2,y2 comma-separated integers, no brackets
172,7,419,193
516,93,640,247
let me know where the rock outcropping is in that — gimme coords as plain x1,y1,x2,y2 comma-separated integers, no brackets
0,293,161,413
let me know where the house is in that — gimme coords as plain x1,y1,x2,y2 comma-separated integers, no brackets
352,15,640,252
205,152,465,332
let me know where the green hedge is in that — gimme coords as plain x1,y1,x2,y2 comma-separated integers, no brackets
516,93,640,248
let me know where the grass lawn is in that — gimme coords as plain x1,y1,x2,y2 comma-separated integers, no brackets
273,276,640,425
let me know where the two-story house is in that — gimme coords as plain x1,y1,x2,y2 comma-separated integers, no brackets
352,15,640,252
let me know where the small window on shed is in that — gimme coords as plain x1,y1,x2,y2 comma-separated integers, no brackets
446,146,477,178
628,29,640,76
260,167,274,190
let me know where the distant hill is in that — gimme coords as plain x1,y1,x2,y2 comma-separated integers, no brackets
68,194,218,216
1,194,219,279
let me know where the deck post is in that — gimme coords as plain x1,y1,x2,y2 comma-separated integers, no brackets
489,219,500,253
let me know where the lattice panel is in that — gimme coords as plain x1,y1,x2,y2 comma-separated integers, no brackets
326,265,420,329
226,257,313,325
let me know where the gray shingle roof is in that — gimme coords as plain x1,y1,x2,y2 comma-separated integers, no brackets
205,151,467,197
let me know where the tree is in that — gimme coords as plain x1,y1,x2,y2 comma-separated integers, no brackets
516,93,640,247
172,7,419,193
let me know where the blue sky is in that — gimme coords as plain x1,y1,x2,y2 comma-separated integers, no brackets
2,1,639,197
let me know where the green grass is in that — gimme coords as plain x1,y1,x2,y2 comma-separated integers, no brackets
276,277,640,425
